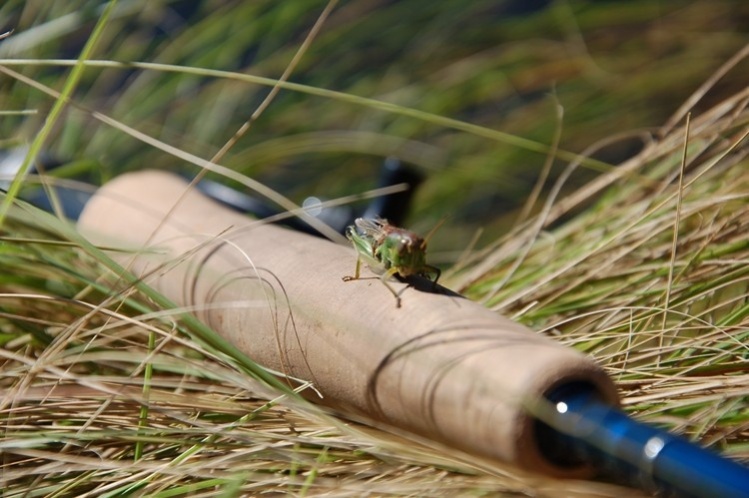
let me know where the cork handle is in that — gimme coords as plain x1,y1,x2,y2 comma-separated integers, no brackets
78,170,619,477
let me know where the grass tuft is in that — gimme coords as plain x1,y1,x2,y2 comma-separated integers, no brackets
2,1,748,496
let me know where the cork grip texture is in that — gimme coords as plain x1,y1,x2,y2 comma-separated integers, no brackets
78,170,619,477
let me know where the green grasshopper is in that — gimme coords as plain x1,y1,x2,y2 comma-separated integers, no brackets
342,217,440,307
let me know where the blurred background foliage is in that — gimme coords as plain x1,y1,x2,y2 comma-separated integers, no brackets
1,4,749,494
1,0,748,259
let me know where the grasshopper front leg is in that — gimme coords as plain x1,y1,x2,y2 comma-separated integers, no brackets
343,261,403,308
342,256,362,282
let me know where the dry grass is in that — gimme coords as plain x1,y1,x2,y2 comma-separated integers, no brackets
450,79,749,460
3,79,747,498
0,227,645,497
1,1,748,497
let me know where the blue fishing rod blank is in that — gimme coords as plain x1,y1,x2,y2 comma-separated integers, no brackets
539,383,749,498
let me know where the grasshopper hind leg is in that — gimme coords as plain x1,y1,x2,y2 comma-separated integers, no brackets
425,265,442,290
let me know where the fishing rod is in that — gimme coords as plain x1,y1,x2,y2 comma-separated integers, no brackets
541,384,748,497
3,160,748,498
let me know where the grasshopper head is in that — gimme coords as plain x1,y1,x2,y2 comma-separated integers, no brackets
378,230,427,276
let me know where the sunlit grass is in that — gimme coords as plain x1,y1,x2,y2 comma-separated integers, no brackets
1,1,748,496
